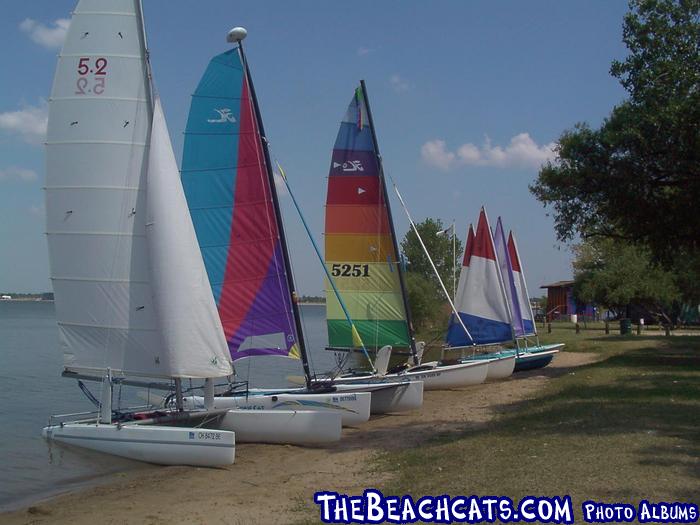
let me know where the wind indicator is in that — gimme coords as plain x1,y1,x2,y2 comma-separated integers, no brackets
227,26,248,43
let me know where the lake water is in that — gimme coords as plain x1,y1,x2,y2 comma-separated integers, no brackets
0,301,344,511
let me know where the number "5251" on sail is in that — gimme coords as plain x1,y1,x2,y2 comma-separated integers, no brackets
331,263,370,278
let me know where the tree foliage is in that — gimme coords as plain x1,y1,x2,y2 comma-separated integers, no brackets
399,218,462,330
400,218,463,290
530,0,700,300
572,238,681,317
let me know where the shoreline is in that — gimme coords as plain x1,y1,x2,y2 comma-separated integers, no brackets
0,351,599,524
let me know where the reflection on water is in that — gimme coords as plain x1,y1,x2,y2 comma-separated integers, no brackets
0,301,349,511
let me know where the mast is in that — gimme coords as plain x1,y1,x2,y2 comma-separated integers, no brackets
359,80,418,361
235,33,313,388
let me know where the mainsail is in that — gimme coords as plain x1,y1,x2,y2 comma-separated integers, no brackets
45,0,231,378
508,231,537,335
181,46,301,361
446,209,513,347
324,86,412,350
494,217,525,337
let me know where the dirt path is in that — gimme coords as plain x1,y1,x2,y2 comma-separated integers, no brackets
2,352,600,525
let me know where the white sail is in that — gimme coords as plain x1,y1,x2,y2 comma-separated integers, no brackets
45,0,231,378
146,99,231,377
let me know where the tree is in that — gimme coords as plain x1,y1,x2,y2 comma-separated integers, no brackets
404,272,445,331
530,0,700,300
400,218,464,290
572,238,681,320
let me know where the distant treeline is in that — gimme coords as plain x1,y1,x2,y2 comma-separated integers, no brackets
0,292,54,301
299,295,325,304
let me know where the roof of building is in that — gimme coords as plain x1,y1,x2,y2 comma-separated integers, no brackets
540,280,575,289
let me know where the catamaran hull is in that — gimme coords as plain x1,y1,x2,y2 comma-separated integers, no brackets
218,409,341,444
331,381,424,414
485,355,516,380
42,423,235,466
184,391,370,427
327,360,489,391
514,349,559,371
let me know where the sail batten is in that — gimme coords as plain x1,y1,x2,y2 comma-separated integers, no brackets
325,86,411,350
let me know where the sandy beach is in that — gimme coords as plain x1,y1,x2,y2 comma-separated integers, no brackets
1,352,599,525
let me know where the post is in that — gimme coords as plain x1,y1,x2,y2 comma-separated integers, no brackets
636,323,641,335
204,378,214,411
605,320,610,334
174,378,184,412
547,322,552,334
452,221,456,301
575,322,580,334
99,370,112,424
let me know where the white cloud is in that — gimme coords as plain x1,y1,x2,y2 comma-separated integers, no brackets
0,166,39,182
0,102,48,144
29,204,44,216
357,47,373,56
389,74,410,93
420,140,456,171
19,18,70,49
422,133,556,171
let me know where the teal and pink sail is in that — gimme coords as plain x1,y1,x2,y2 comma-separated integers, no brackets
181,48,300,360
446,208,513,347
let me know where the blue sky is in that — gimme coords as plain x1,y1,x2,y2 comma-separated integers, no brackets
0,0,629,295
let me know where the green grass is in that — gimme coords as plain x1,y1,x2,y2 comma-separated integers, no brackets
295,326,700,523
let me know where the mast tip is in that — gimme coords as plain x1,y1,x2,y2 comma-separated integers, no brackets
227,27,248,43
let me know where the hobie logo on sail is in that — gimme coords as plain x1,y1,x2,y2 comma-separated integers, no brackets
333,160,364,172
207,108,237,123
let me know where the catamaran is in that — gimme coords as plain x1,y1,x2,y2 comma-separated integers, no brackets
492,218,563,371
444,209,517,380
316,82,490,390
42,0,236,465
178,28,377,429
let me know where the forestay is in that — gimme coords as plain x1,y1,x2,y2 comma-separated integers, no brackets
181,48,300,360
446,209,513,347
46,0,231,378
324,88,411,350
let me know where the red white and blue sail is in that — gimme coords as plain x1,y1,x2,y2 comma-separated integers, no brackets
508,231,537,335
446,209,513,347
181,48,299,360
494,217,525,337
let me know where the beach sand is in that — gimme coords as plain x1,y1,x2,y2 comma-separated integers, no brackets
1,352,599,525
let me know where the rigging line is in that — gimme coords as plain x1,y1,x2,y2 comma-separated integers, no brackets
273,160,375,374
388,177,475,345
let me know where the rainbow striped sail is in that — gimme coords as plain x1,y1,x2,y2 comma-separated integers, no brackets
324,87,411,350
446,208,513,346
181,48,300,360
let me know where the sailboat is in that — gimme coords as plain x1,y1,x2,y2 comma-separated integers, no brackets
318,82,490,390
493,219,563,371
42,0,235,466
178,28,371,431
445,209,517,380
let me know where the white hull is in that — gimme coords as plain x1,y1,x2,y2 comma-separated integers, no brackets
184,391,370,427
486,355,516,380
218,409,341,444
330,381,424,414
329,360,489,390
42,422,235,466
